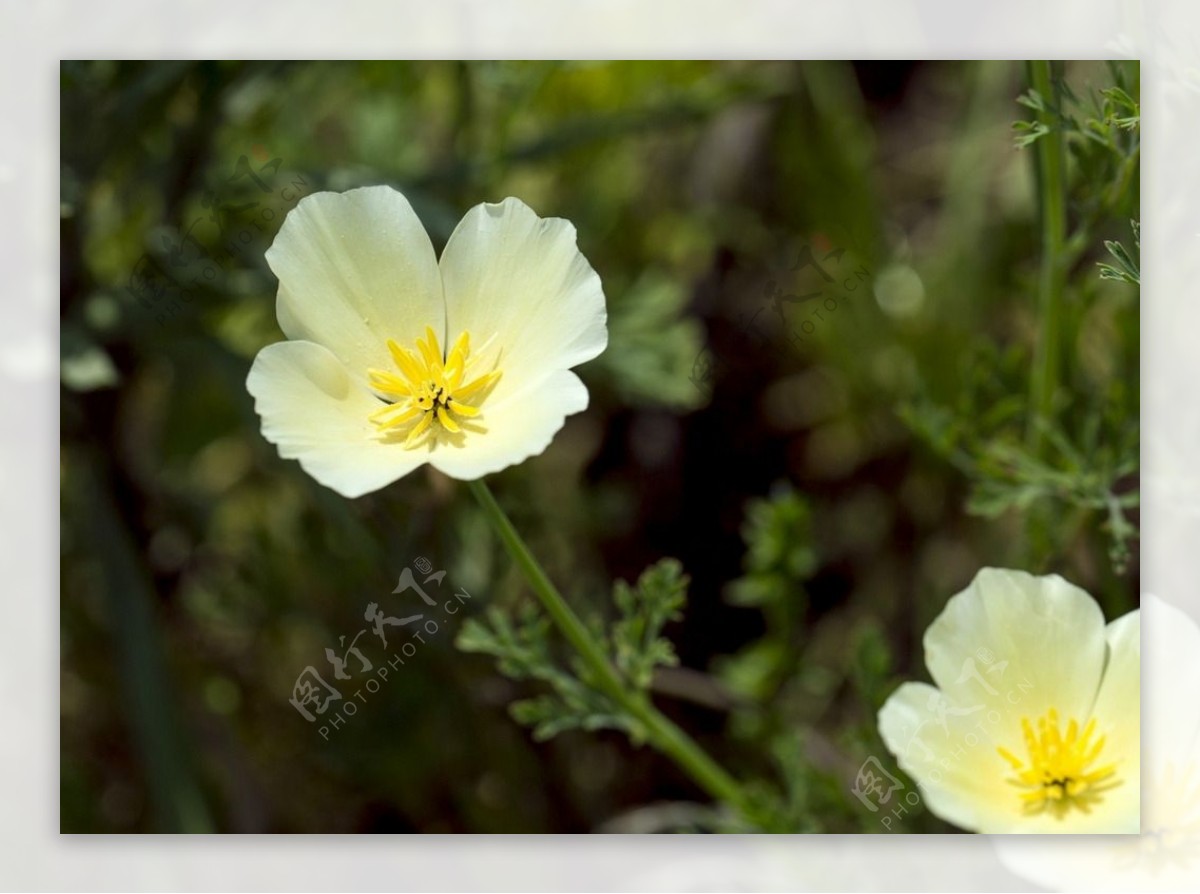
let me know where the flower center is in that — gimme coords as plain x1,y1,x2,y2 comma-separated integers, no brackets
997,707,1121,818
366,326,501,449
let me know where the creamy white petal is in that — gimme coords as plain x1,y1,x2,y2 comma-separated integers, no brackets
923,568,1108,727
879,675,1136,834
426,369,588,481
246,340,428,497
438,197,607,406
997,599,1193,889
1143,596,1200,771
878,681,1017,832
1087,609,1141,824
267,186,444,374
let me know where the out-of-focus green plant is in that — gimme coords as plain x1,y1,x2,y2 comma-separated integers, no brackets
902,60,1139,575
717,486,816,712
456,558,687,743
594,272,709,409
899,343,1139,573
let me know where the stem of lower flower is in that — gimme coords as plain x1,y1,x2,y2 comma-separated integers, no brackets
467,478,753,820
1027,60,1068,454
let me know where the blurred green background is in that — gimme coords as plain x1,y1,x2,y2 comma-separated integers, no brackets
59,60,1139,833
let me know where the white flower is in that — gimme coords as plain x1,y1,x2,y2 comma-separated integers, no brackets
996,594,1200,890
246,186,607,497
877,567,1139,833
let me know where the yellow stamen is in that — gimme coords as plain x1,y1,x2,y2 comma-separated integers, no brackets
997,707,1121,819
417,327,441,367
436,405,460,433
454,369,502,399
368,403,421,426
447,399,480,417
367,328,501,448
403,409,435,447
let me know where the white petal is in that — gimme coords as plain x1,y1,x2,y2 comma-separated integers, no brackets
879,675,1135,834
246,340,427,497
438,197,607,406
427,369,588,480
267,186,444,374
1027,607,1144,835
878,681,1016,832
1087,609,1141,823
1143,596,1200,770
923,568,1108,728
997,597,1199,889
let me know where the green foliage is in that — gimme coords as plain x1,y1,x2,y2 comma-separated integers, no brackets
597,272,709,410
610,557,687,689
1098,220,1140,285
849,621,893,712
456,559,688,744
900,345,1139,572
904,62,1139,574
716,487,816,710
1012,111,1050,148
1015,62,1139,265
757,732,856,833
1014,65,1139,153
1098,85,1141,131
457,605,634,741
728,485,817,609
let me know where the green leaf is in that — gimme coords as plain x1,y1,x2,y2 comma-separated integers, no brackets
453,561,694,745
511,694,637,742
728,485,816,609
1015,88,1046,112
1012,119,1050,148
1097,220,1140,285
610,558,687,689
1100,85,1140,130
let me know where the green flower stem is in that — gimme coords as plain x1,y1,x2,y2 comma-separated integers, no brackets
467,478,753,819
1027,60,1068,453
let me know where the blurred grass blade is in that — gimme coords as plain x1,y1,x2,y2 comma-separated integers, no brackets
77,451,212,832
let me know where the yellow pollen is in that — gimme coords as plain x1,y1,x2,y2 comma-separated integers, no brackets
996,707,1121,819
367,326,501,448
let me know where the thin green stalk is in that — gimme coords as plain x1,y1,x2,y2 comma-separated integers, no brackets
467,478,753,819
1027,60,1069,454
